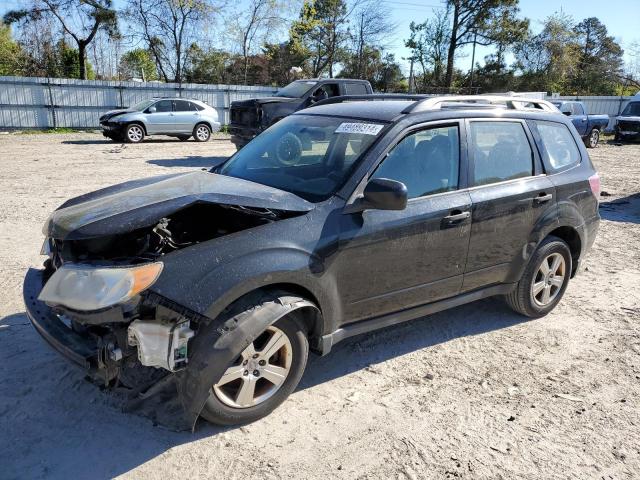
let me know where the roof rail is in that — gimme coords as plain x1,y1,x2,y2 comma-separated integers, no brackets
312,94,430,107
402,95,558,113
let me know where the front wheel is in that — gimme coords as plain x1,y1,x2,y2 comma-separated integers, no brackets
124,124,144,143
193,123,211,142
586,128,600,148
505,236,572,318
201,315,308,426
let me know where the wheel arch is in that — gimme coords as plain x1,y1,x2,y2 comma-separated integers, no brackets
545,226,582,277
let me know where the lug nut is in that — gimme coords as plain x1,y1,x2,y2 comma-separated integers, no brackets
258,360,266,366
253,370,260,376
252,354,259,359
242,360,248,366
243,370,249,376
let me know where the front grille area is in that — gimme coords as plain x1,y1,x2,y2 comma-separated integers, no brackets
618,121,640,133
230,106,258,126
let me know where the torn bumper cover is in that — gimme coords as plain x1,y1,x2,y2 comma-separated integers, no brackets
24,268,316,431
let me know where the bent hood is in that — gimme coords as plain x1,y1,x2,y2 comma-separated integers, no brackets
99,109,136,122
44,171,314,240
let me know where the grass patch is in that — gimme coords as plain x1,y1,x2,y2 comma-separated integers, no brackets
20,128,87,135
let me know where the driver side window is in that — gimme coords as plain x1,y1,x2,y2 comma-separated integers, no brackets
371,125,460,199
153,100,172,112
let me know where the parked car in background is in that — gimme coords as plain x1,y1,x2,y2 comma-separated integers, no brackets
25,94,599,430
550,100,609,148
229,78,373,149
99,98,220,143
615,95,640,142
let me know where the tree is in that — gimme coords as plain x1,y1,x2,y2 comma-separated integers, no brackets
443,0,528,87
572,17,624,94
405,9,451,90
347,0,395,79
0,23,26,76
290,0,350,77
127,0,219,83
226,0,286,85
119,48,158,81
263,40,308,85
184,44,231,83
4,0,117,80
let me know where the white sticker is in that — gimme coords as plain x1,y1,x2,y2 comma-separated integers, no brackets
335,122,384,136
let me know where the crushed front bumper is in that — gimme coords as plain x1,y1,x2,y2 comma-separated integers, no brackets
23,268,98,369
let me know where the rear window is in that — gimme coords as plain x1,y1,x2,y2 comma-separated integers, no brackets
344,83,368,95
469,121,533,186
531,120,581,171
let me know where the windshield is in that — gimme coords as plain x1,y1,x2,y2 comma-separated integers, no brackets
217,115,386,202
275,80,317,98
131,99,156,111
622,102,640,116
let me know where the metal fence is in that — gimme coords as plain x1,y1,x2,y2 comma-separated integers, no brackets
545,95,635,131
0,76,279,129
0,76,636,131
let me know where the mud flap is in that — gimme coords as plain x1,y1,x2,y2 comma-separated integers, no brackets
125,292,318,431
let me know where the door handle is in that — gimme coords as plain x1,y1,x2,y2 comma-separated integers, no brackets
534,193,553,204
443,210,471,223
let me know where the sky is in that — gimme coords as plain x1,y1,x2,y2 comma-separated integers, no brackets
1,0,638,76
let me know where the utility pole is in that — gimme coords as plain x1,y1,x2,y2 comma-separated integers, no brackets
469,30,477,91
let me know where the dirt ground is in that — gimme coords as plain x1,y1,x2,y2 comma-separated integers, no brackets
0,132,638,480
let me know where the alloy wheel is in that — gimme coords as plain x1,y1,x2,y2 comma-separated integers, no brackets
127,125,143,142
589,129,599,148
213,325,292,409
196,125,210,141
531,252,566,307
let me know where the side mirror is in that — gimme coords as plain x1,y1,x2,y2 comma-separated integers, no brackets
147,106,156,113
346,178,408,213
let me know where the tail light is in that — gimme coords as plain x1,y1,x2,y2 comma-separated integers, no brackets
588,173,601,201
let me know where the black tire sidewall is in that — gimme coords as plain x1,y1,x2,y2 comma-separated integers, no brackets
517,237,572,317
200,315,309,426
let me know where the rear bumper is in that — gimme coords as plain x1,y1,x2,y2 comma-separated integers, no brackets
23,268,98,369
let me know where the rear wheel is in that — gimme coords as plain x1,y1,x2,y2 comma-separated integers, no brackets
505,236,572,318
201,314,308,426
193,123,211,142
124,124,144,143
586,128,600,148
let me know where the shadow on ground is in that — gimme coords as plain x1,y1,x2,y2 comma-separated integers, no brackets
599,193,640,224
0,297,528,479
147,156,228,169
62,138,231,146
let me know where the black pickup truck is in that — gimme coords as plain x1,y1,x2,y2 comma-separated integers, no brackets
229,78,373,149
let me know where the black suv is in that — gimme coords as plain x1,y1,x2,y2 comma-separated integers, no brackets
229,78,373,149
24,95,600,431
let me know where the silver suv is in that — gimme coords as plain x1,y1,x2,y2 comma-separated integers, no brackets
99,98,221,143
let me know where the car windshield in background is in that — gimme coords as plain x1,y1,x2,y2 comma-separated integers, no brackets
217,115,386,202
131,99,156,111
622,102,640,116
275,80,317,98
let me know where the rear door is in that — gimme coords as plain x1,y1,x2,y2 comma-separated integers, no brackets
462,119,556,291
172,100,199,134
337,122,472,322
571,102,589,135
144,99,174,134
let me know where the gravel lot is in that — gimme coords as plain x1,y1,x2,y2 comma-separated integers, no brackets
0,132,639,479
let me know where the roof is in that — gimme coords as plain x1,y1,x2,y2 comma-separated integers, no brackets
296,100,413,122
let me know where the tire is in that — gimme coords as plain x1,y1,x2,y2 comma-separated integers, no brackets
193,123,211,142
201,313,309,426
585,128,599,148
505,236,572,318
178,135,190,142
124,123,144,143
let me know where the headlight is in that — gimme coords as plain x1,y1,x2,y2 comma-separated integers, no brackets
38,262,163,311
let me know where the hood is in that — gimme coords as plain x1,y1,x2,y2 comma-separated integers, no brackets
231,97,298,108
44,171,314,240
99,109,136,121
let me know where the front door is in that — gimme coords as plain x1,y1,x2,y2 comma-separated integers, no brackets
337,123,472,323
145,99,174,134
462,119,556,291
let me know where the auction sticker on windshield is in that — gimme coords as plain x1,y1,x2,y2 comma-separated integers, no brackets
335,123,384,136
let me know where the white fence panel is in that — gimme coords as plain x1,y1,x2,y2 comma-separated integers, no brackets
0,76,279,129
545,95,634,130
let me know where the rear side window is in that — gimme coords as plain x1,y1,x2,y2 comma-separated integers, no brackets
469,122,533,186
173,100,196,112
344,83,368,95
572,103,585,115
372,125,460,199
531,120,581,170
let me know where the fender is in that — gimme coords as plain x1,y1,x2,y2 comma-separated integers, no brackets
126,291,318,431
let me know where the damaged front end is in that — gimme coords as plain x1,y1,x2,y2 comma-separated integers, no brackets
24,171,313,430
